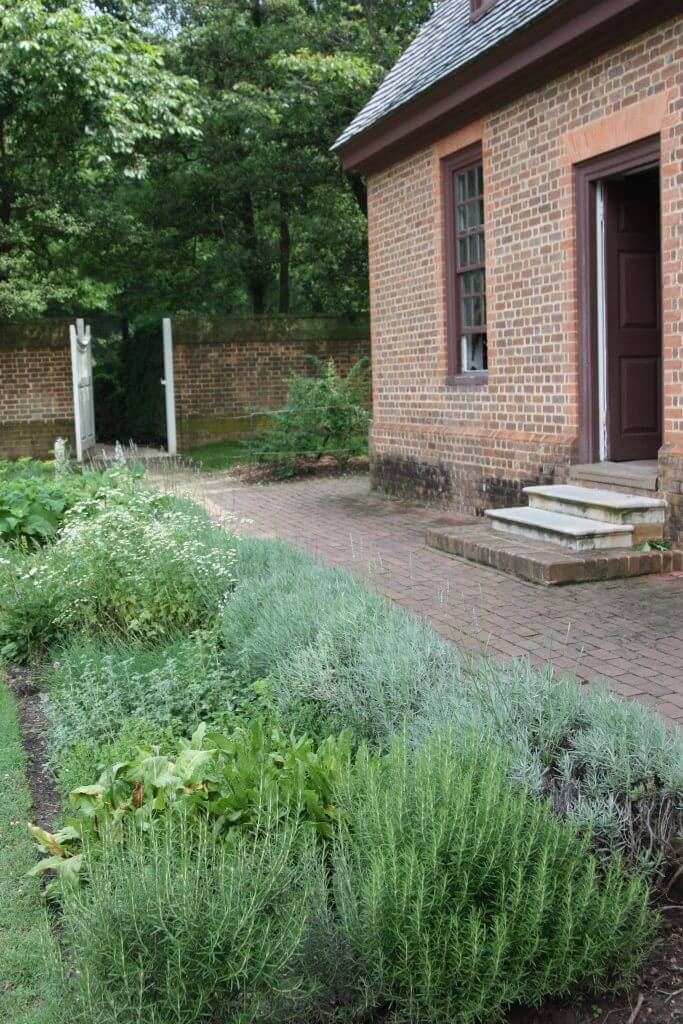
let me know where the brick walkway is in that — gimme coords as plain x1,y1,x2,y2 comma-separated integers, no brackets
178,471,683,727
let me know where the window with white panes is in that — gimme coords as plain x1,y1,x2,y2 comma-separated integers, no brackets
455,161,487,371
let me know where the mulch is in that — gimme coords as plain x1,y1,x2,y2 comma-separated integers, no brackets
230,454,369,483
509,900,683,1023
4,662,682,1023
5,664,60,831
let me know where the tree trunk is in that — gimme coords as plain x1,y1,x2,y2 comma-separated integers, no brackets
348,173,368,218
278,193,290,314
241,191,266,314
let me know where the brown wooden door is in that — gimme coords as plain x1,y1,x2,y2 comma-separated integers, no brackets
604,175,661,461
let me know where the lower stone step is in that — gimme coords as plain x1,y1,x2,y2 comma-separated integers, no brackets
484,506,633,551
426,524,682,586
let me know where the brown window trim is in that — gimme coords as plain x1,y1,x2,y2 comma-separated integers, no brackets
574,134,660,464
442,141,488,384
470,0,496,23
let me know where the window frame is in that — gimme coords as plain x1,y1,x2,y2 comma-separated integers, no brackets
470,0,496,22
442,142,488,385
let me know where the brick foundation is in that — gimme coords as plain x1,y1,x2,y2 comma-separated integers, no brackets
172,315,370,449
366,15,683,539
659,445,683,542
0,321,75,459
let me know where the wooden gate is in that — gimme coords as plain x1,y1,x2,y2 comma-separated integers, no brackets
70,318,96,461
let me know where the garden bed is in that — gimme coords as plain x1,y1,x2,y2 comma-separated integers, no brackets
1,458,682,1024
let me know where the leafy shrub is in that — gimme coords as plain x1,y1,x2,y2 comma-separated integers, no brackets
0,461,112,546
224,544,457,741
72,719,349,838
55,720,179,801
257,356,370,463
419,658,683,876
57,813,327,1024
0,488,236,659
333,731,655,1024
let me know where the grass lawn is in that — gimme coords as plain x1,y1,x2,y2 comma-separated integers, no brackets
0,679,61,1024
186,440,248,470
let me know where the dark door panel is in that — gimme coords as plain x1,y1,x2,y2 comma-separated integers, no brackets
619,356,660,434
605,176,661,461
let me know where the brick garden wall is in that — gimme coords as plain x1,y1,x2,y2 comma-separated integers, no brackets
172,315,370,449
366,15,683,534
0,320,75,459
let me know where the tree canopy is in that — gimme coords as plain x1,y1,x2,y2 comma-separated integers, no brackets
0,0,434,322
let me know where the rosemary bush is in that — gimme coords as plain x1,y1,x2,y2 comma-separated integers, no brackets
59,813,327,1024
333,732,655,1024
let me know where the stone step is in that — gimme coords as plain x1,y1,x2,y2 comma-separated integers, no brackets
426,523,682,586
523,484,666,544
568,461,659,494
484,506,633,551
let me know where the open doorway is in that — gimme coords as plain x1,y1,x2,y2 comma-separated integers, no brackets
576,136,662,467
69,318,177,462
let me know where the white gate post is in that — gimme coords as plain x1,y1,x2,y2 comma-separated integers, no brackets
70,319,96,462
162,318,177,456
69,323,83,463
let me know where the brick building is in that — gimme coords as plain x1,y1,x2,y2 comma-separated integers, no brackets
334,0,683,542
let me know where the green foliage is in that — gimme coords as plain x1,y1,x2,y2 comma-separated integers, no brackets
33,721,352,891
0,680,66,1024
260,357,371,462
44,632,258,767
0,486,236,659
55,719,180,802
333,732,655,1024
0,0,200,318
226,538,683,877
0,463,110,545
57,813,328,1024
418,658,683,876
223,545,455,741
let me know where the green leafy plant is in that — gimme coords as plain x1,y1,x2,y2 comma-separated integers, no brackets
31,721,352,893
0,462,114,546
43,631,264,769
333,731,656,1024
227,538,683,880
256,357,371,466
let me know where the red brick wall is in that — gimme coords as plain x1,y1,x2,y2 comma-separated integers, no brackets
367,15,683,532
0,321,74,459
172,316,370,448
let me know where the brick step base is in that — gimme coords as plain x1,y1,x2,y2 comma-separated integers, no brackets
426,523,683,586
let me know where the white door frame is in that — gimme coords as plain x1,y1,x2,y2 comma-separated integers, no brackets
595,182,608,463
162,318,177,456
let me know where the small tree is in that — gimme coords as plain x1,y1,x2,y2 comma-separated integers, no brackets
262,357,371,464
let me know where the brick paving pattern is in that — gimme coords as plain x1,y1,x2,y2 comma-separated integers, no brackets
180,473,683,727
